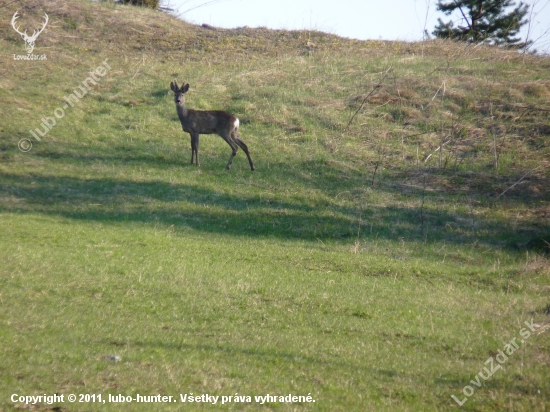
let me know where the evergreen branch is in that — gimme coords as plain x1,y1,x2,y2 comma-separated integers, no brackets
452,0,473,31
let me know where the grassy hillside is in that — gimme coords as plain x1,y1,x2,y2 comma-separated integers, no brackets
0,0,549,411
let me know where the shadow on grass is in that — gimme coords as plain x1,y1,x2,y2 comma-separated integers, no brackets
2,140,547,247
33,145,188,169
1,164,544,247
104,338,409,383
31,141,550,205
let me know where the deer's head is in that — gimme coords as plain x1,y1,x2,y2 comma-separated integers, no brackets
11,11,49,54
170,80,190,106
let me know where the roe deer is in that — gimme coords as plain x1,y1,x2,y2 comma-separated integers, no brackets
170,80,255,171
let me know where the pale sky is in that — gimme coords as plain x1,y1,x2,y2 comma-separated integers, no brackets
166,0,550,53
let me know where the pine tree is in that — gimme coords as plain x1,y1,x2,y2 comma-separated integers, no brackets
433,0,530,47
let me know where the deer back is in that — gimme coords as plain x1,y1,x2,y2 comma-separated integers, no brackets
178,108,238,136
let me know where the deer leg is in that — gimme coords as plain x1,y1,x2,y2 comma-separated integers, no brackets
222,134,239,170
233,135,255,171
190,133,195,165
190,133,199,166
195,134,200,167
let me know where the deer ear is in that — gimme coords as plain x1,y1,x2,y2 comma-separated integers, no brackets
181,83,190,93
170,81,175,92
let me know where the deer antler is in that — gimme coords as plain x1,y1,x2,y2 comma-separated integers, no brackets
11,11,27,38
11,11,48,41
29,13,49,41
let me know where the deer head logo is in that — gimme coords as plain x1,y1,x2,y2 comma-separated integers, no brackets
11,11,49,54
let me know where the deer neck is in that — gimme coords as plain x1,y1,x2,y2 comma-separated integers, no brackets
176,102,188,120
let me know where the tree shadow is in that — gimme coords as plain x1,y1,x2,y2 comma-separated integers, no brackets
30,141,550,208
2,163,543,248
3,139,547,249
101,337,410,382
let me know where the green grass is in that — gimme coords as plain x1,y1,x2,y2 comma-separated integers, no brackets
0,0,549,411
